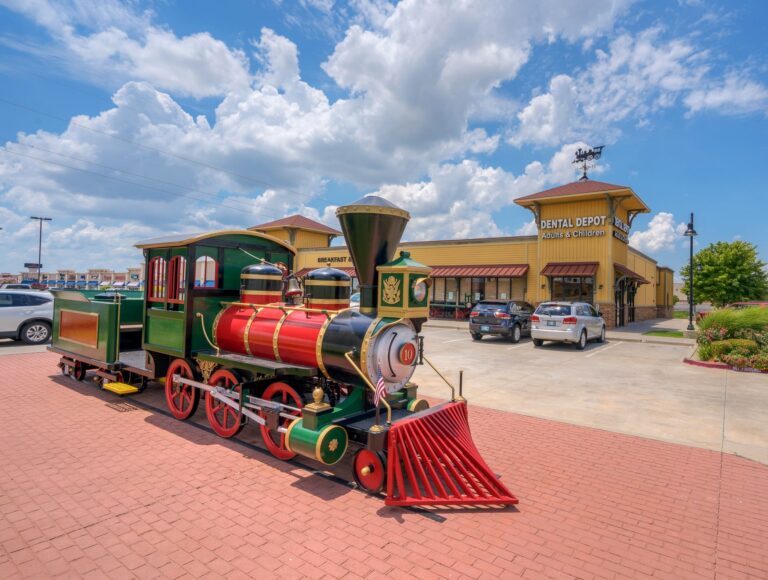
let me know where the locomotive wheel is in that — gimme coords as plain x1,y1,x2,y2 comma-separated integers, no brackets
72,362,87,382
205,369,246,439
259,382,303,460
353,449,386,493
165,359,201,420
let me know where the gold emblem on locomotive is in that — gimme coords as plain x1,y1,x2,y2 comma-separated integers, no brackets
382,275,401,304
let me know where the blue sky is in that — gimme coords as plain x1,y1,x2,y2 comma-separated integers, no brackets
0,0,766,277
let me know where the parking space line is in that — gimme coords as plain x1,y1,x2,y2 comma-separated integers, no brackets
585,341,623,358
507,344,528,350
442,338,469,343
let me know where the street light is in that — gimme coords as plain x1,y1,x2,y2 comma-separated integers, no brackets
30,216,52,284
683,212,697,331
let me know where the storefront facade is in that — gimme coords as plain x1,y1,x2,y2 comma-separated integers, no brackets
251,179,674,328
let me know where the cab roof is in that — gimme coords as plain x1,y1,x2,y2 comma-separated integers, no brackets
134,229,296,253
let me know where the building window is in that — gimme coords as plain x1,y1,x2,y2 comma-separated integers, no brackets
497,278,511,300
445,278,458,304
148,257,167,302
550,276,594,303
433,278,446,301
167,256,187,304
194,256,218,288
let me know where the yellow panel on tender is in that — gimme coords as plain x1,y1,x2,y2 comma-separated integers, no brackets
102,382,140,395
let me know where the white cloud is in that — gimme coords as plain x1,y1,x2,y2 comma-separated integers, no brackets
515,219,538,236
629,212,687,253
1,0,252,98
684,72,768,116
509,27,766,147
369,142,587,241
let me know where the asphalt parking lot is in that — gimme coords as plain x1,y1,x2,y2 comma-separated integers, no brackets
414,325,768,464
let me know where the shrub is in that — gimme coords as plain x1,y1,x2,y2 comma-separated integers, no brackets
697,343,713,361
720,353,768,371
697,326,729,345
698,307,768,334
710,339,759,360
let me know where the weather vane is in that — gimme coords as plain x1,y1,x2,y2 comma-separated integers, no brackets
572,145,604,181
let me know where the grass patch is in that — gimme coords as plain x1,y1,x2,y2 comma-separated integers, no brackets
643,330,685,338
673,311,691,319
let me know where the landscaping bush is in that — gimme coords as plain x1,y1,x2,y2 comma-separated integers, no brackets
710,339,759,359
697,307,768,334
720,353,768,371
697,343,713,361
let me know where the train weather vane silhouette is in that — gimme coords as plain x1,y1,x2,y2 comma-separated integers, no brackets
572,145,604,181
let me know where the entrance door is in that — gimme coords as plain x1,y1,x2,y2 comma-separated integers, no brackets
614,278,627,327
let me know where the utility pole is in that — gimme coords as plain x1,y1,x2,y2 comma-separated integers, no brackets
683,213,697,331
29,216,52,283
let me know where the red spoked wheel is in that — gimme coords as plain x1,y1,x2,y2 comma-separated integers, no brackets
259,382,303,460
165,359,200,420
353,449,387,493
205,369,246,439
72,361,87,381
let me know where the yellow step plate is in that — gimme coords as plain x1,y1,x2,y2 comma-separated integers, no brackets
103,382,140,395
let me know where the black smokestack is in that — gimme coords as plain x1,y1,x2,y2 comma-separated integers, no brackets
336,196,410,314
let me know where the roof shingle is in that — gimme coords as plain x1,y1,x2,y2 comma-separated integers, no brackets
250,214,341,235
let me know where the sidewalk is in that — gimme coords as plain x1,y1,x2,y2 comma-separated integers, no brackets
424,316,696,346
1,351,767,579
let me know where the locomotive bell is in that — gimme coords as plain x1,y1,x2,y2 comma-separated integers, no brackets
284,275,302,298
335,196,410,314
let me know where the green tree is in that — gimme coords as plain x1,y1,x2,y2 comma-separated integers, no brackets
680,241,768,307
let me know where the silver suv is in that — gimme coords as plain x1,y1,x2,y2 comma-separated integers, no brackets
0,290,54,344
531,301,606,350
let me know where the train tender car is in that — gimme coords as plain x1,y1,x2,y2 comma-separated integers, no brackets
51,198,517,508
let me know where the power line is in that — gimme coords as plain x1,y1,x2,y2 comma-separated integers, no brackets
2,148,295,220
0,95,338,206
12,141,277,217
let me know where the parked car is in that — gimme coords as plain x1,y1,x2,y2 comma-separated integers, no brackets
469,300,535,343
0,290,54,344
530,301,605,350
0,283,32,289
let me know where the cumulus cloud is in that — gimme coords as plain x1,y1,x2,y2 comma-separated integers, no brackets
1,0,252,97
684,72,768,116
368,142,587,241
509,27,767,147
629,212,687,253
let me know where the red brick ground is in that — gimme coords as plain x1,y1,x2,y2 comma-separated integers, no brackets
0,352,766,579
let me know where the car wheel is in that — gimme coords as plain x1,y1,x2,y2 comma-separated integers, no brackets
21,321,51,345
597,326,606,343
532,338,543,347
576,330,587,350
471,332,482,341
510,324,521,344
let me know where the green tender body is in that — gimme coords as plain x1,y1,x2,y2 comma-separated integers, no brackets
50,290,144,365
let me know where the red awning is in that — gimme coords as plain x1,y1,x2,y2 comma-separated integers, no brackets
541,262,599,276
614,263,650,284
295,267,357,278
429,264,529,278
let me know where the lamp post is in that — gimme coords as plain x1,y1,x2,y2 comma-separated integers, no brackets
30,216,52,284
683,213,697,331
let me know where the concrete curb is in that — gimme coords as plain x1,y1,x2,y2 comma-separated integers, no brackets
683,357,768,374
423,322,696,347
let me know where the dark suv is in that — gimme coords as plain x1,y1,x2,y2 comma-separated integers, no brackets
469,300,535,343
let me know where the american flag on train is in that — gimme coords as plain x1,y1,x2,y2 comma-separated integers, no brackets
374,367,387,406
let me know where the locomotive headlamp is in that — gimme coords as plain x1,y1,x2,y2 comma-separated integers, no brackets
412,278,430,302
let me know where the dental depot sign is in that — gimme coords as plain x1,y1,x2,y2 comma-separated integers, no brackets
540,215,630,243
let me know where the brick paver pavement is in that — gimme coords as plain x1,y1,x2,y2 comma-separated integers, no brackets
0,352,766,579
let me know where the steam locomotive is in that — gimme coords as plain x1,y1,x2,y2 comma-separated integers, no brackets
50,196,517,508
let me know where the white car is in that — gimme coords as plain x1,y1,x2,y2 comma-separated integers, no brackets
0,290,54,344
530,301,606,350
